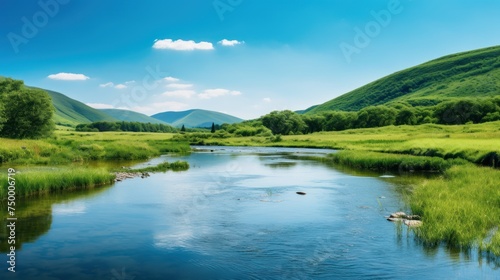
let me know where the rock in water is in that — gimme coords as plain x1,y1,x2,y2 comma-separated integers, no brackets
296,192,306,195
389,212,406,218
404,220,423,227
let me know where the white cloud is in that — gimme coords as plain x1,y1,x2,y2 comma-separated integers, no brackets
218,39,244,47
99,82,114,88
86,103,114,109
48,72,90,81
167,83,193,89
163,76,179,82
198,88,242,99
153,39,214,51
100,82,128,89
125,80,136,85
263,97,272,102
162,90,196,99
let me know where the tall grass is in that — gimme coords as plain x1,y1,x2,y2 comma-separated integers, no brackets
410,165,500,255
0,133,191,165
127,161,189,173
326,150,465,172
0,168,115,198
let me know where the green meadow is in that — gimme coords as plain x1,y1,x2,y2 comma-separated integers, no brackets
0,131,191,198
1,121,500,255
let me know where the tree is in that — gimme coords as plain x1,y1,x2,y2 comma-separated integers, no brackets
396,108,417,125
211,122,216,133
323,111,356,131
355,106,396,128
0,99,5,132
261,110,307,135
0,79,55,139
180,124,186,132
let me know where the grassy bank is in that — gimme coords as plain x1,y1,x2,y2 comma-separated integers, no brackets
410,165,500,255
317,150,500,255
0,131,190,165
0,168,115,198
326,150,467,172
193,121,500,168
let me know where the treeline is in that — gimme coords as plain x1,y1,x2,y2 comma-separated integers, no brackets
0,78,54,139
76,121,177,133
220,97,500,136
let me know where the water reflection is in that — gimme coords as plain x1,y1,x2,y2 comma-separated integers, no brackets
1,147,498,279
0,185,112,253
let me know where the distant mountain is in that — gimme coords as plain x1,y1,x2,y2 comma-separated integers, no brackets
99,109,168,124
45,90,118,126
307,45,500,114
151,109,244,127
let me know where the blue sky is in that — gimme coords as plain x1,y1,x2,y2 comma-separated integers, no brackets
1,0,500,119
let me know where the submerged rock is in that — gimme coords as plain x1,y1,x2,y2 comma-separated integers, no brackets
389,212,406,218
114,172,146,182
296,192,306,195
387,212,423,227
404,220,423,227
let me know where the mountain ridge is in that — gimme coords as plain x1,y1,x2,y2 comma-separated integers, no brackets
307,45,500,114
151,109,244,127
99,109,168,125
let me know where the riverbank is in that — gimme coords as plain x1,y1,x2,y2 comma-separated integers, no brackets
184,122,500,256
316,150,500,255
2,123,499,255
180,121,500,168
0,131,190,165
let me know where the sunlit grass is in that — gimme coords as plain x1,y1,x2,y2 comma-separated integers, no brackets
0,132,190,165
410,165,500,255
326,150,466,172
202,121,500,167
0,168,115,198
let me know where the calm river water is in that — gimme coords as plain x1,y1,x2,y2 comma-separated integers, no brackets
1,147,498,279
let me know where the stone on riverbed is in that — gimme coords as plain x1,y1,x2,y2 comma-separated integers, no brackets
387,212,423,227
389,212,406,218
114,172,150,182
404,220,423,227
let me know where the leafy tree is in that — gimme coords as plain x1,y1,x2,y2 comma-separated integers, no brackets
262,110,307,135
302,115,325,133
434,99,497,124
181,124,186,132
355,106,396,128
0,99,5,132
0,79,54,138
323,111,356,131
396,108,417,125
211,122,215,133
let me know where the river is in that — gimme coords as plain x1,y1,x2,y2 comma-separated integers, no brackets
1,147,498,279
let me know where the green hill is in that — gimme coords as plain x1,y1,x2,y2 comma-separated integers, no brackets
151,109,244,127
99,109,168,124
43,90,118,126
308,45,500,113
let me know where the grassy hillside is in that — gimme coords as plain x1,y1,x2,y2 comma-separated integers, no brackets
44,89,117,126
308,45,500,113
99,109,168,124
151,109,244,127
